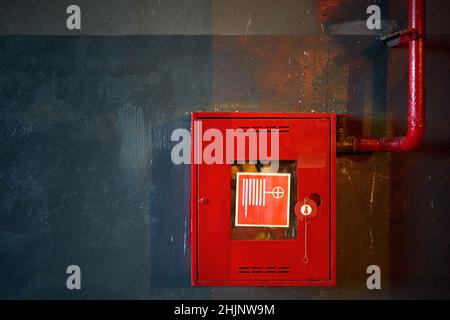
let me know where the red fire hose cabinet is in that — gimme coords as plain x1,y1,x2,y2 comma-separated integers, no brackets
191,112,336,286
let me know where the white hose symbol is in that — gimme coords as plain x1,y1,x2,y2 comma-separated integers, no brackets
242,178,284,218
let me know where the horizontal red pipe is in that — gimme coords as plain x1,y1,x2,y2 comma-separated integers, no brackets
355,0,425,152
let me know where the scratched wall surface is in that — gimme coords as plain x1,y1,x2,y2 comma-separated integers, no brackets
0,36,212,298
0,0,449,299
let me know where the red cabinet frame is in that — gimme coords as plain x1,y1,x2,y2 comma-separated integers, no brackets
191,112,336,286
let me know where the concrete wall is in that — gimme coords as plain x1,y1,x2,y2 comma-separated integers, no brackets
0,0,448,299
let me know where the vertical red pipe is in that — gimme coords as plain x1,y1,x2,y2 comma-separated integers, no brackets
355,0,425,152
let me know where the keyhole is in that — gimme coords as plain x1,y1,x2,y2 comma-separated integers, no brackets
309,193,321,206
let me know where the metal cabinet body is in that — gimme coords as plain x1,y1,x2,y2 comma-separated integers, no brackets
191,112,336,286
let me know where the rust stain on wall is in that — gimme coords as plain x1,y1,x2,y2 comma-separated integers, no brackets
213,35,353,112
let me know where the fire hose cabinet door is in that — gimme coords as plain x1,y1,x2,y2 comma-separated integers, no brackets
191,112,336,286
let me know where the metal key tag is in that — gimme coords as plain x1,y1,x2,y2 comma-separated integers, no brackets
295,198,319,263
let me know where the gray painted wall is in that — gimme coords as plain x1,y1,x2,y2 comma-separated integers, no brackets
0,0,449,299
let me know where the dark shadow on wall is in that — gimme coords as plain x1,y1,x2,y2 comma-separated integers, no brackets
389,36,450,299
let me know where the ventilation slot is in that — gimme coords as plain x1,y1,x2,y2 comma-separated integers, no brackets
238,266,290,274
238,126,290,133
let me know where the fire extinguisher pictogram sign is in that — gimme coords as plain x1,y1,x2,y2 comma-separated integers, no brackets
235,172,291,228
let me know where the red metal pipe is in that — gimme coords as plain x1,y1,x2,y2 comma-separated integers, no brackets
354,0,425,152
